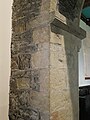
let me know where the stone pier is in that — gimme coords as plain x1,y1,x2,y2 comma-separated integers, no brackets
9,0,86,120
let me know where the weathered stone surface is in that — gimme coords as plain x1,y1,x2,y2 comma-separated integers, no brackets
12,0,42,22
12,29,33,42
11,54,31,70
16,78,30,90
11,70,31,79
10,0,85,120
50,31,64,45
51,111,59,120
51,103,73,120
50,68,67,91
33,25,50,43
30,70,40,92
11,41,38,55
31,49,49,69
50,26,80,120
9,90,30,119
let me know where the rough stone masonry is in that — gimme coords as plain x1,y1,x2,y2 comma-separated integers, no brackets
9,0,85,120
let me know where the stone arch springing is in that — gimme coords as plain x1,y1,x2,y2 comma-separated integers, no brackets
9,0,86,120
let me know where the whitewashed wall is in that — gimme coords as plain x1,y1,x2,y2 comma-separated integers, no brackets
79,20,90,86
0,0,12,119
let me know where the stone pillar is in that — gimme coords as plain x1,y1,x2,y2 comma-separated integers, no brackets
9,0,86,120
9,0,51,119
50,20,85,120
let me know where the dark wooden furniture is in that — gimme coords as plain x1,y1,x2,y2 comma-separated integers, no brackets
79,86,90,120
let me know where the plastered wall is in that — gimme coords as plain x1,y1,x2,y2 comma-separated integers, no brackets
79,20,90,86
0,0,12,119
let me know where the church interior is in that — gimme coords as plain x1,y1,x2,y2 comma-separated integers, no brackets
0,0,90,120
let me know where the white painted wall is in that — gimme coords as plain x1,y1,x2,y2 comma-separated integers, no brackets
0,0,12,120
79,20,90,86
